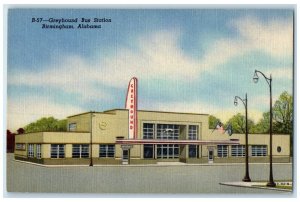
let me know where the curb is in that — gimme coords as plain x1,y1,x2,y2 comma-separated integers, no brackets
14,159,293,168
219,182,292,192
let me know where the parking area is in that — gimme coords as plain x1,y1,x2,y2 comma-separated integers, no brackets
5,154,293,194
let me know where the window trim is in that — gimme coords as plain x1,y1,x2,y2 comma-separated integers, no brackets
217,145,228,158
72,144,90,158
50,144,65,159
157,124,180,140
68,123,77,131
143,123,155,139
251,145,267,157
188,145,198,158
16,143,26,150
143,144,154,159
99,144,115,158
188,125,198,140
157,144,179,159
36,144,42,159
28,144,34,158
231,145,245,157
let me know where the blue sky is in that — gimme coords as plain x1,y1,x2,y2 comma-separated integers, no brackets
7,9,294,131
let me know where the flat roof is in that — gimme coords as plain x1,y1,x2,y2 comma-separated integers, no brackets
67,108,209,118
115,139,239,145
104,108,209,116
16,131,90,135
67,111,103,118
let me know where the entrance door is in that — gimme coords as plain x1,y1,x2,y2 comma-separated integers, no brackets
208,150,214,163
122,150,129,165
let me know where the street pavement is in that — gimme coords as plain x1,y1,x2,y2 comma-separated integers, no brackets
5,154,293,195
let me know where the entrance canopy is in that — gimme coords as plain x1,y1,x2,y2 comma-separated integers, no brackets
115,139,239,145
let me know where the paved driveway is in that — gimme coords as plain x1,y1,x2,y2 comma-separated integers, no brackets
5,154,293,195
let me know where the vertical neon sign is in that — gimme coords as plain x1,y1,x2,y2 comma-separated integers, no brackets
125,77,138,139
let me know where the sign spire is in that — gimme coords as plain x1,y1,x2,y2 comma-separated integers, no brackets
125,77,138,139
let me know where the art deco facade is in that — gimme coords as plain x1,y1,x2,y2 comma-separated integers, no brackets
14,109,290,165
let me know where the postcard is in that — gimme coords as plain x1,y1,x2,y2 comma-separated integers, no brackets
5,6,294,195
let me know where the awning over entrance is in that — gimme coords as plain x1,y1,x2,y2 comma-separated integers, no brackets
115,139,239,145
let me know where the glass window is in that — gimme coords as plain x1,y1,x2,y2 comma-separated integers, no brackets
251,145,267,156
157,124,179,139
28,144,34,158
231,145,245,157
189,145,198,158
69,123,77,131
217,145,228,157
277,146,282,153
99,145,106,157
157,144,179,159
188,126,198,156
81,144,89,158
72,144,80,158
16,143,26,150
51,144,65,158
123,150,128,160
144,144,154,159
72,144,89,158
36,144,41,159
188,125,198,140
58,145,65,158
99,144,115,158
143,123,154,139
107,145,115,157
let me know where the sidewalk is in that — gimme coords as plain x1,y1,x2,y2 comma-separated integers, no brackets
14,159,292,168
220,181,292,192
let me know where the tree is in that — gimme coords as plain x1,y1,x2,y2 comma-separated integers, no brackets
209,115,221,129
24,117,67,133
7,130,15,153
272,91,293,156
273,91,293,134
57,119,68,131
226,113,255,134
250,91,293,134
17,128,25,134
249,91,293,156
250,112,270,134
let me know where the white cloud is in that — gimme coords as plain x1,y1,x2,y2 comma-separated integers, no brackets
9,16,293,96
231,16,293,58
7,96,85,132
98,30,202,87
9,56,111,102
7,16,293,128
8,30,202,96
201,38,248,71
192,16,293,77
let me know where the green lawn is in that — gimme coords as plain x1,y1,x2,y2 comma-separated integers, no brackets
252,184,292,191
275,185,292,190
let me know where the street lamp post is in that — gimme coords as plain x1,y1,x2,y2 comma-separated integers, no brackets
253,70,276,187
234,93,251,182
90,111,94,167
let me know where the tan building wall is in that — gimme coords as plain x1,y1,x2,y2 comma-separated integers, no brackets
200,131,290,164
92,111,128,142
87,109,209,159
201,130,290,157
14,109,291,165
67,113,91,132
43,144,51,159
15,132,43,158
15,132,90,159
